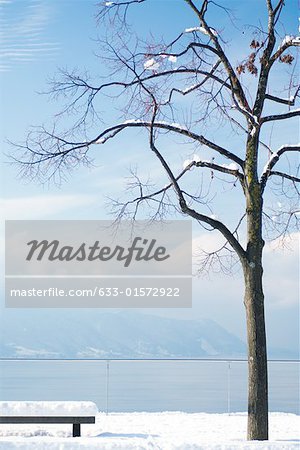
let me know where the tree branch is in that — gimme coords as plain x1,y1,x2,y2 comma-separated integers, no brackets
270,36,300,64
260,144,300,190
94,121,245,168
261,109,300,124
184,0,250,112
269,171,300,183
251,0,282,117
265,84,300,106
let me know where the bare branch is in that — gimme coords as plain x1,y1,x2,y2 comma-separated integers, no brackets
252,0,282,117
11,0,298,272
186,159,245,186
94,121,245,167
97,0,146,22
184,0,251,112
271,36,300,64
146,106,247,262
269,171,300,183
16,120,244,172
261,108,300,124
260,144,300,190
265,84,300,106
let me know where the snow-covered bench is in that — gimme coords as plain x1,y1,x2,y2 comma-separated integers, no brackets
0,401,97,437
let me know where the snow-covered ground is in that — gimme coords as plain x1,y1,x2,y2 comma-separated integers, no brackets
0,411,299,449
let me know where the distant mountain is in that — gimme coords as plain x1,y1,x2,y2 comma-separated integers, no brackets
0,310,245,358
0,310,297,359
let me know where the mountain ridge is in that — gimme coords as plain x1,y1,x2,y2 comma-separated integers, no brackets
0,310,297,359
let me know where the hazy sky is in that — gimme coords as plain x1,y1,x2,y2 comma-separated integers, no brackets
0,0,299,354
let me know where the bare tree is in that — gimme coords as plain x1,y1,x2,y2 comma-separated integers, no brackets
13,0,300,441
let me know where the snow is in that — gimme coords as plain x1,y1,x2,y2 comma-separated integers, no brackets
278,35,300,48
185,27,202,33
208,28,218,37
183,155,215,169
0,402,98,417
0,412,298,449
261,152,279,176
281,35,294,46
294,36,300,46
238,108,259,125
144,59,160,70
104,1,114,6
183,159,192,169
168,55,177,63
153,121,187,131
170,122,186,128
182,84,198,94
95,137,105,144
184,26,218,36
222,163,239,171
192,154,201,163
123,119,142,124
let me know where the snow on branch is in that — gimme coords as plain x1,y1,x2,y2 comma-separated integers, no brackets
92,120,244,168
278,35,300,48
231,102,260,126
260,144,300,190
184,26,218,36
24,119,244,180
144,58,160,71
101,0,145,8
265,87,300,106
271,35,300,63
292,36,300,46
182,157,244,182
261,152,279,178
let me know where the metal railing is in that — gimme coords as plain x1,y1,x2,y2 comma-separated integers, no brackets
0,358,299,415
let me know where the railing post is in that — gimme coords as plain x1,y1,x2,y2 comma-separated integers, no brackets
106,360,110,415
227,361,231,415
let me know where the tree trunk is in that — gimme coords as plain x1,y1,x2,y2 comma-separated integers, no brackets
244,178,268,440
244,261,268,440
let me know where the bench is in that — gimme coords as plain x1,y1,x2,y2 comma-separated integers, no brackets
0,401,97,437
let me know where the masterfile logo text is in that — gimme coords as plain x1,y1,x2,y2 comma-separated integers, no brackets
26,237,170,267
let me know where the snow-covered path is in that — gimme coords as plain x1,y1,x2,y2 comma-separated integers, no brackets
0,412,299,449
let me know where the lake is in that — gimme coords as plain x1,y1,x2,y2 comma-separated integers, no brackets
0,360,298,414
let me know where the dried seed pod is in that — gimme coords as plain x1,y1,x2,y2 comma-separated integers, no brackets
248,52,256,63
279,54,294,64
246,61,258,75
236,64,245,74
250,39,260,49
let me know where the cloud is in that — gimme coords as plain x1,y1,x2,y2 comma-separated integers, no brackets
0,194,97,268
263,233,299,308
0,0,58,71
191,230,298,309
0,194,96,220
192,231,225,254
